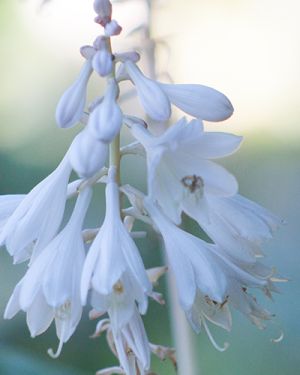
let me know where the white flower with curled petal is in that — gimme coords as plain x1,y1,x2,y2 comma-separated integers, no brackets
159,83,234,122
87,79,123,143
69,129,108,178
144,199,272,349
0,155,72,264
131,118,242,225
55,60,93,128
183,193,282,264
81,167,152,315
4,188,92,358
124,60,171,122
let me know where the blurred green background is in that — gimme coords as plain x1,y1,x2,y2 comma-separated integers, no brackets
0,0,299,374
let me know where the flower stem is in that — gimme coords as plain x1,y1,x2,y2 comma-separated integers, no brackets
109,134,120,184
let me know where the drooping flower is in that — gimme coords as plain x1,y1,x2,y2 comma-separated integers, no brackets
55,60,93,128
0,155,72,264
87,79,123,142
4,187,92,357
182,193,282,264
159,82,234,122
144,198,274,348
81,166,151,313
69,129,108,178
130,118,242,225
124,60,171,122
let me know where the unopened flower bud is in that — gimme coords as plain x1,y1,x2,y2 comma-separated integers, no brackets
93,0,112,26
104,20,122,37
114,51,140,63
87,79,122,143
56,60,93,128
93,50,113,77
69,130,108,178
125,60,171,122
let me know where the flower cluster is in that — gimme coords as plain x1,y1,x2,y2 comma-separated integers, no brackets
1,0,283,374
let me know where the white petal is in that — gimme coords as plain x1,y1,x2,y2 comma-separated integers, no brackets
125,61,171,122
92,49,113,77
55,60,93,128
26,291,54,337
160,83,234,121
4,281,22,319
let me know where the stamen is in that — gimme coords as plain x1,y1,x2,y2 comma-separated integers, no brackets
181,175,204,196
113,281,124,294
271,331,284,343
202,318,229,352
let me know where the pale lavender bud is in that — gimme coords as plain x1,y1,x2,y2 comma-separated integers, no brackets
69,130,108,178
104,20,122,37
92,50,113,77
93,0,112,26
125,61,171,122
114,51,140,63
87,79,123,143
55,60,93,128
92,37,113,77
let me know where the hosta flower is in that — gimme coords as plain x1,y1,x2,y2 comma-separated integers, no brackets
87,79,123,142
144,199,273,348
0,155,72,263
159,83,234,122
183,193,282,264
131,118,242,225
4,188,92,357
69,129,108,178
55,60,93,128
124,60,171,122
81,166,151,313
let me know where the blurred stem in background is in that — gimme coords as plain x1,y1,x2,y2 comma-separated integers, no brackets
143,1,198,374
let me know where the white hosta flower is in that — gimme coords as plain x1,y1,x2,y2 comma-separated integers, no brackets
4,188,92,357
159,83,234,122
69,129,108,178
112,306,150,375
81,166,151,315
144,199,271,347
124,61,171,122
183,193,282,264
131,118,241,224
0,155,72,263
56,60,93,128
88,79,123,142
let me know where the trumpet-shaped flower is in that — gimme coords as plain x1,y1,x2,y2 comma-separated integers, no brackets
131,118,242,224
87,79,123,142
0,155,72,263
69,129,108,178
124,61,171,122
55,60,93,128
159,83,234,122
144,199,273,346
81,167,151,315
183,193,282,264
4,188,92,357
